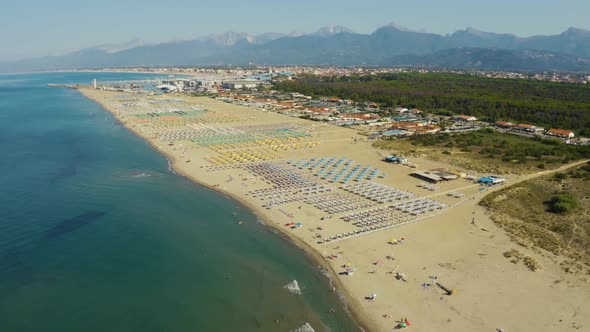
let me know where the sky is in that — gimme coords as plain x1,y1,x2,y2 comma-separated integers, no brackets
2,0,589,61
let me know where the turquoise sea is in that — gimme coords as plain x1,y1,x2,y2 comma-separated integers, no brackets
0,72,359,331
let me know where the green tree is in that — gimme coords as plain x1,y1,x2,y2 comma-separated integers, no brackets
547,193,578,213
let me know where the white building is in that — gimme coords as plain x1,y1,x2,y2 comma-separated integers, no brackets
454,115,477,122
221,80,261,89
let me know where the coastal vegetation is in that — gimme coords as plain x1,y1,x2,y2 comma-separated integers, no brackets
274,72,590,135
503,249,541,271
481,163,590,275
373,129,590,174
547,193,579,213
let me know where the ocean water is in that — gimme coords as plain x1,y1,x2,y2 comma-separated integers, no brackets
0,72,359,332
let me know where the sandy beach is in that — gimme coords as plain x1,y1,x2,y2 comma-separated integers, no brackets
78,87,590,332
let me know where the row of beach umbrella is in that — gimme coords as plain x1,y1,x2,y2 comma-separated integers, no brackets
342,182,414,203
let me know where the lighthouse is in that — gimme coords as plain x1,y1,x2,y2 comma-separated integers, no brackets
93,78,97,89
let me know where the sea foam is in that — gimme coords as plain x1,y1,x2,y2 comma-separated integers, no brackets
292,322,315,332
284,279,302,295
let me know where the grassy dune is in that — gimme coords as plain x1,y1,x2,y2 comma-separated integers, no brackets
481,163,590,275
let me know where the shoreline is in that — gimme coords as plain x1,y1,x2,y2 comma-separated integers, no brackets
75,86,590,332
77,87,374,331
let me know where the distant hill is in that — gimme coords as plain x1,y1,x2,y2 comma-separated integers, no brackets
1,23,590,73
449,27,590,57
448,28,520,49
387,48,590,72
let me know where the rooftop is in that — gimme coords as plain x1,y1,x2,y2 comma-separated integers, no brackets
547,128,573,136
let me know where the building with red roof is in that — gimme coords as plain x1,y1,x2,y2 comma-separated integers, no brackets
546,128,575,138
515,123,537,132
495,121,515,128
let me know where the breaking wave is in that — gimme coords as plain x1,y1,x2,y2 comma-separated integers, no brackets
292,322,315,332
284,279,302,295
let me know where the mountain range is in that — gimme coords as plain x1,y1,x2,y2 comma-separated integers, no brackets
2,23,590,73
